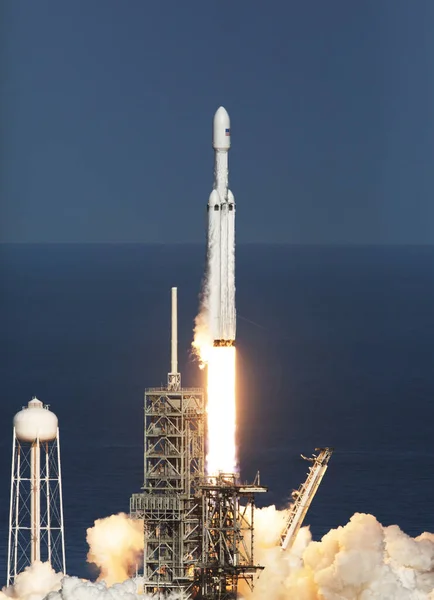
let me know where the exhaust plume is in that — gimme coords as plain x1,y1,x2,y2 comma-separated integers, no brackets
0,562,63,600
193,245,237,474
249,507,434,600
0,513,144,600
192,303,212,367
45,578,145,600
2,510,434,599
86,513,144,586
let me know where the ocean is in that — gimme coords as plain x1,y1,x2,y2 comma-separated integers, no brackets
0,243,433,580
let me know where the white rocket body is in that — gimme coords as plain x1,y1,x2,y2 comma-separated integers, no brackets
207,107,236,346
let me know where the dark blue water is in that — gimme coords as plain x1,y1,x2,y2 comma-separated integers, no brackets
1,244,433,580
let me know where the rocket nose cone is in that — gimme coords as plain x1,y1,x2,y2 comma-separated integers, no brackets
214,106,230,128
213,106,231,150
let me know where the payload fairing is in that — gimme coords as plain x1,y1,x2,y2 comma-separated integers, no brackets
208,107,236,347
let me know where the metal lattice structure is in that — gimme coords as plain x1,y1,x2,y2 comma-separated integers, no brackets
196,473,267,600
280,447,333,551
7,429,66,585
130,386,205,596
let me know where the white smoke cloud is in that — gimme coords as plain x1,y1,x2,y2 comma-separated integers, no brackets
249,508,434,600
0,562,63,600
192,225,215,366
45,577,144,600
2,573,159,600
86,513,144,586
192,306,212,366
0,514,144,600
3,510,434,599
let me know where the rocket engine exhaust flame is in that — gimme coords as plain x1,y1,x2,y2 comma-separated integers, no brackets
206,345,237,475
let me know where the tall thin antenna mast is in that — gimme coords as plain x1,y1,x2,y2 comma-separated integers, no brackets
171,287,178,375
168,287,181,391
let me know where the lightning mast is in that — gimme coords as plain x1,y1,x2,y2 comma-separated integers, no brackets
168,287,181,391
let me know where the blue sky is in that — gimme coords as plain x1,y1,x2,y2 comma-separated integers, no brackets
1,0,434,243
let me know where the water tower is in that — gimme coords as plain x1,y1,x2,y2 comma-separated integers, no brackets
7,397,66,585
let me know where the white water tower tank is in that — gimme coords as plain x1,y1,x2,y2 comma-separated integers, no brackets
13,397,58,442
8,396,66,585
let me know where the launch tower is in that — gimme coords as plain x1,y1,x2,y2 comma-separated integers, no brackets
130,288,205,597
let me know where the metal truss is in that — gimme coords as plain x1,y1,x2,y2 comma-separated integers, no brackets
7,429,66,586
130,387,205,597
195,473,267,600
280,447,334,551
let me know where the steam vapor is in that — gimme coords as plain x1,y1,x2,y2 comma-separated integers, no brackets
0,562,63,600
86,513,144,586
192,303,212,367
0,514,144,600
192,198,217,366
192,257,212,367
2,510,434,599
46,578,144,600
250,507,434,600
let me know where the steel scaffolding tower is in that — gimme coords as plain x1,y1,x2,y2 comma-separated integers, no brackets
195,473,267,600
130,288,205,597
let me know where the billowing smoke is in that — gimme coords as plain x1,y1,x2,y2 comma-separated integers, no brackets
86,513,144,586
2,510,434,599
249,507,434,600
0,514,144,600
0,562,63,600
45,577,144,600
192,200,214,366
2,573,152,600
192,302,212,367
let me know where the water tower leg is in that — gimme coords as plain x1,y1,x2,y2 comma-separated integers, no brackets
45,441,52,565
14,445,21,581
31,439,41,563
7,430,16,586
57,428,66,574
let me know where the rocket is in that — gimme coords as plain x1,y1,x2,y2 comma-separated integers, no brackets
207,107,236,347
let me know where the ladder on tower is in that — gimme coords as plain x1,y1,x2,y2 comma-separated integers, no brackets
280,447,333,551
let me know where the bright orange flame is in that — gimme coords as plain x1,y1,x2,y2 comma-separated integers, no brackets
206,346,237,475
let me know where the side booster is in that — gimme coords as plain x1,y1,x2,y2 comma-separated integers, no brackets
207,107,236,347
